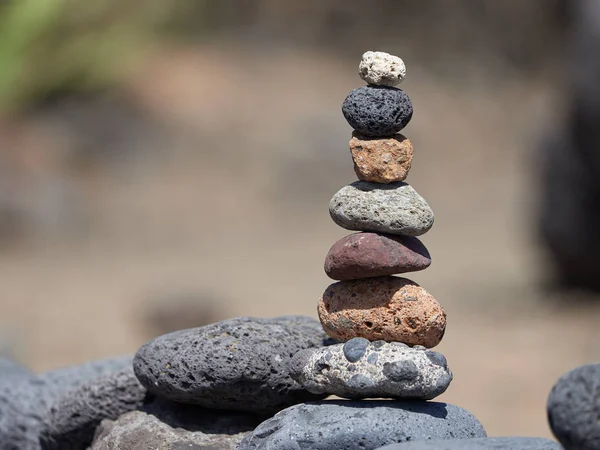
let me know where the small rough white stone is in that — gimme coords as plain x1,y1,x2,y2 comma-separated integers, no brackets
290,339,452,400
359,51,406,86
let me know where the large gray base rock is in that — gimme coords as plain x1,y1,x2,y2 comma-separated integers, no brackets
376,437,562,449
0,355,135,450
133,316,331,414
237,400,486,450
290,340,452,400
40,367,147,450
329,182,434,237
547,363,600,450
91,398,263,450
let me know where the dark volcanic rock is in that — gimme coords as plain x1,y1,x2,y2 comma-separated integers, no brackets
324,232,431,280
376,437,562,449
547,363,600,450
40,368,147,450
133,316,331,414
342,85,413,137
238,400,486,450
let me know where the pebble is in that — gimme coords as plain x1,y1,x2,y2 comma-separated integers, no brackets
376,437,563,449
133,316,331,414
324,232,431,280
91,398,262,450
342,85,413,137
40,368,147,450
318,276,446,347
358,51,406,86
290,340,452,400
329,181,434,236
237,400,486,450
547,363,600,450
350,132,413,183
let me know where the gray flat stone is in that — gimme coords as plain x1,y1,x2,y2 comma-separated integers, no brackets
91,398,262,450
329,182,434,236
40,367,147,450
290,340,452,400
237,400,486,450
376,437,562,449
547,363,600,450
133,316,331,413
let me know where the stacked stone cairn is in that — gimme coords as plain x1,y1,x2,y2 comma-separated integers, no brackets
289,50,451,404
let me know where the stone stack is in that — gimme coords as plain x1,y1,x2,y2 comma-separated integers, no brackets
290,51,451,402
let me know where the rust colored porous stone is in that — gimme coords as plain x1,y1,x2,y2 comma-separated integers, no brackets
317,277,446,347
350,132,413,183
324,232,431,280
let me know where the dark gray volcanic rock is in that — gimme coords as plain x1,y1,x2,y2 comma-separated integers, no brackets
237,400,486,450
342,85,413,137
40,368,147,450
133,316,331,413
376,437,562,449
547,363,600,450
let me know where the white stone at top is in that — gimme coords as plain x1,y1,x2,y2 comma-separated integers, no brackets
358,51,406,86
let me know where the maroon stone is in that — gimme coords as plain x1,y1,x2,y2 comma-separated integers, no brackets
324,232,431,281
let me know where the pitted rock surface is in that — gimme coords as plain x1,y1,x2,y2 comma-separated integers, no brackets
547,363,600,450
40,368,147,450
358,51,406,86
342,85,413,137
290,339,452,400
350,132,413,183
376,437,562,449
324,232,431,280
133,316,331,414
318,276,446,347
329,181,434,236
237,400,487,450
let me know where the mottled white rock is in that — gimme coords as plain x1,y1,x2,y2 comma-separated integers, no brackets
290,338,452,400
359,51,406,86
329,181,434,236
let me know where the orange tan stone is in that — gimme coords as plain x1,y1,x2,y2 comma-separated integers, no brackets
349,132,414,183
317,276,446,347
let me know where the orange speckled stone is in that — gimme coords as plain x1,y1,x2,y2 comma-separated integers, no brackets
350,132,413,183
317,276,446,348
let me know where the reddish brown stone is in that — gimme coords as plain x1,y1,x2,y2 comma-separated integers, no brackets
317,276,446,347
324,232,431,281
350,132,413,183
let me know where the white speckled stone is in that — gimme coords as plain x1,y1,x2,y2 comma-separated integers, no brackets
359,51,406,86
329,181,434,236
290,339,452,400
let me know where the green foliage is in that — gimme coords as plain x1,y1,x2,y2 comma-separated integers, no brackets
0,0,166,114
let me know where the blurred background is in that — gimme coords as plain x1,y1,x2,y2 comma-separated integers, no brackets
1,0,600,439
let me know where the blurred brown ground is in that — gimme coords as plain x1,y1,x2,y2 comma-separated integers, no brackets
1,0,599,440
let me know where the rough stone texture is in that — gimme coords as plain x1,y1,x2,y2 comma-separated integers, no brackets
376,437,562,449
0,357,34,383
237,400,486,450
329,181,434,236
133,316,331,414
318,276,446,347
350,132,413,183
0,355,135,450
358,51,406,87
290,340,452,400
40,368,147,450
324,232,431,280
342,85,413,137
547,363,600,450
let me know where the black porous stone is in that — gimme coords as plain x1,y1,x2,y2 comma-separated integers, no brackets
133,316,331,414
547,363,600,450
342,85,413,137
383,360,419,382
237,400,486,450
376,436,562,449
343,337,370,362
